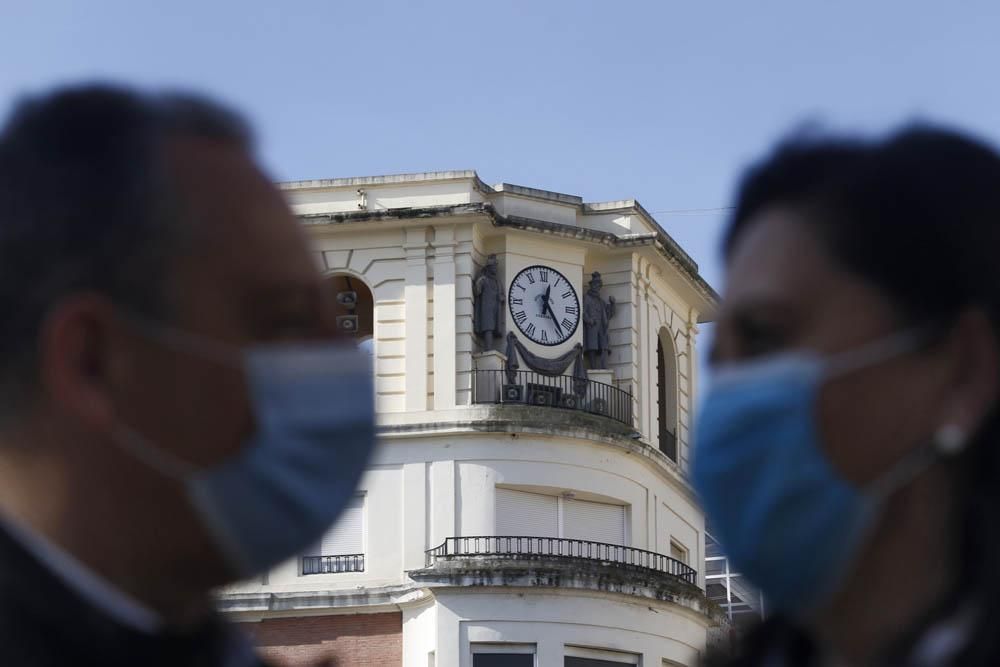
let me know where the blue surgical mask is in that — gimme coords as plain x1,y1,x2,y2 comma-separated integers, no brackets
692,331,965,616
112,322,376,578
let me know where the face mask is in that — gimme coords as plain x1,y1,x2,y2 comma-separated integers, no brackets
692,330,966,616
112,321,376,578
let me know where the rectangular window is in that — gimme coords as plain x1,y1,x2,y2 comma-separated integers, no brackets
563,498,626,545
565,645,639,665
473,643,535,667
302,495,365,574
496,488,559,537
670,540,688,564
496,488,626,546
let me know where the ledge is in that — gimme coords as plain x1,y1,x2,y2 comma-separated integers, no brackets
216,582,426,615
279,170,483,190
409,556,720,622
297,202,719,310
376,404,697,505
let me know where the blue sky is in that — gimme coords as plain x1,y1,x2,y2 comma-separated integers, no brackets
4,1,999,294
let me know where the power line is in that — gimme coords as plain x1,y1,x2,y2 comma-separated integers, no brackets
648,206,734,217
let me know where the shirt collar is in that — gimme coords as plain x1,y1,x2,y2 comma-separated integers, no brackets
0,515,161,634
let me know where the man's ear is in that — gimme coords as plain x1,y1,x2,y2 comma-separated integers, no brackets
39,294,123,433
940,308,1000,436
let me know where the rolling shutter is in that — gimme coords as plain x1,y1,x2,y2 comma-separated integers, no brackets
563,498,625,545
312,495,365,556
495,488,558,537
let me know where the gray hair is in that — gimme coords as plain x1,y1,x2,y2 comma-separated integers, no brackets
0,84,254,419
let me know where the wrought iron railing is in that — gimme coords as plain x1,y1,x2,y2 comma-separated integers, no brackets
425,536,697,585
471,369,634,428
301,554,365,575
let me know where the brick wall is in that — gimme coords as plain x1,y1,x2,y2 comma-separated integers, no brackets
240,611,402,666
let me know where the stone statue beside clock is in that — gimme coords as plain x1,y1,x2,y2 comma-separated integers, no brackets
473,254,504,350
582,271,615,369
475,257,614,369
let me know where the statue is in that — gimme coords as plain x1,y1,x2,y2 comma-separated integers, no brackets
473,254,503,350
582,271,615,369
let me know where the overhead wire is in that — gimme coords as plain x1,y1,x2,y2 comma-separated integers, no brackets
647,206,734,217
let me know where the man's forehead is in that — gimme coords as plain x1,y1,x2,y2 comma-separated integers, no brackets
164,137,280,219
163,137,319,295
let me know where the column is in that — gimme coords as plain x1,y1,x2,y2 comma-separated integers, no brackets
402,463,428,571
404,227,429,412
630,257,644,432
641,282,653,441
432,226,457,410
429,460,456,547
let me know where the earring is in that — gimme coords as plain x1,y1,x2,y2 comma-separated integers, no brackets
934,424,968,456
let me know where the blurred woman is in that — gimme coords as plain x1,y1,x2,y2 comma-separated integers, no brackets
695,126,1000,665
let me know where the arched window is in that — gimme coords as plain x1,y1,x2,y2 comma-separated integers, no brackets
656,328,678,462
326,273,374,341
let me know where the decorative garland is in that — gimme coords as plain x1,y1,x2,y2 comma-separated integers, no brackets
504,332,588,397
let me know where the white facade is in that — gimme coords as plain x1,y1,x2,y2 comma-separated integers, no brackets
220,171,720,666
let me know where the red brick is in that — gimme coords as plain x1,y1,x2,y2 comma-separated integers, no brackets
240,611,402,666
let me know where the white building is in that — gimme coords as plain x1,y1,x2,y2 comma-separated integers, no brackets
219,171,720,667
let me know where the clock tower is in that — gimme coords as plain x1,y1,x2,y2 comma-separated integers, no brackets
220,171,726,667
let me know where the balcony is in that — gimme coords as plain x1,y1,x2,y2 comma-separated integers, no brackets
301,554,365,575
424,536,696,585
471,369,634,428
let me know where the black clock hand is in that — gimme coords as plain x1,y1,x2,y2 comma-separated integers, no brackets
537,286,563,337
548,307,564,337
541,294,564,338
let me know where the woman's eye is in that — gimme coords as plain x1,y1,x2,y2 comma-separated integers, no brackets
737,319,787,358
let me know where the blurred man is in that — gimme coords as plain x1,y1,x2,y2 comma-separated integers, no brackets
0,85,375,665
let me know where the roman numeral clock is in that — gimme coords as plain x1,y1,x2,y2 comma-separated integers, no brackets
508,265,580,345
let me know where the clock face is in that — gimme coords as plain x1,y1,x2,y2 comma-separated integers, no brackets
508,265,580,346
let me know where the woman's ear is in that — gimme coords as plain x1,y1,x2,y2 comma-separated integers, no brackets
939,308,999,438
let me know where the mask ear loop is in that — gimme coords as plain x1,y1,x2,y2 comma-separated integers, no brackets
110,424,200,481
109,313,242,480
823,328,933,380
866,424,968,502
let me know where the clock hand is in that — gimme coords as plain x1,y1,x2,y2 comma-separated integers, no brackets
543,299,563,338
536,288,563,338
549,309,563,337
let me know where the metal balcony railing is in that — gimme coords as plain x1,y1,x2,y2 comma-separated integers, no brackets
425,536,697,585
301,554,365,575
471,369,634,428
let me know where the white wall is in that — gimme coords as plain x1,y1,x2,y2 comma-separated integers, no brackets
403,601,437,667
435,591,705,667
492,192,579,226
251,431,703,594
261,465,405,590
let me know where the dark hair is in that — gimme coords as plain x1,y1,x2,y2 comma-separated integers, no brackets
0,84,252,419
724,126,1000,663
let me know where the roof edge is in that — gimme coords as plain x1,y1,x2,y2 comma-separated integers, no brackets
279,170,483,191
298,203,720,308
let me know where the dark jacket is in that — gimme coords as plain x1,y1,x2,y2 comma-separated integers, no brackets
0,522,267,667
708,607,993,667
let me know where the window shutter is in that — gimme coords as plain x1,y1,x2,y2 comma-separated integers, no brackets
315,496,365,556
563,498,625,545
495,489,558,537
